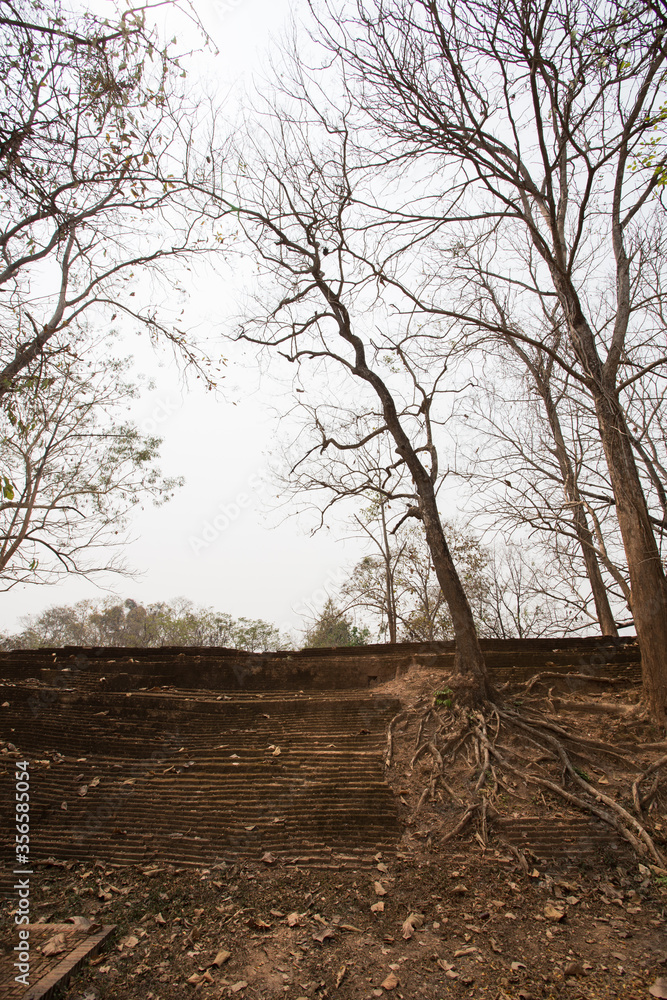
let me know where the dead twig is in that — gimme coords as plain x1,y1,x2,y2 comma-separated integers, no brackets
411,786,430,823
415,707,437,749
474,713,490,792
497,836,530,874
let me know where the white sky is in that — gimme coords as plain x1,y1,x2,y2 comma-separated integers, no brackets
2,0,392,639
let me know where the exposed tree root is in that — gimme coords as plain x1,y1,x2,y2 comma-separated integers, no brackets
522,671,627,695
385,709,410,767
386,681,667,868
497,836,530,873
632,755,667,817
439,804,478,844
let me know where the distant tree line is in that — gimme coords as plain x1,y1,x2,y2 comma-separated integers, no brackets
0,598,289,651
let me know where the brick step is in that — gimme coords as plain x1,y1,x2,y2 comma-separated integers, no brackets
10,832,399,864
0,844,394,871
4,756,387,768
28,800,398,819
493,816,621,858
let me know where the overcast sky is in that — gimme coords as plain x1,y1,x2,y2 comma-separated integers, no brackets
3,0,393,639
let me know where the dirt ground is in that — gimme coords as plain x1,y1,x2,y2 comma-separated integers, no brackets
2,666,667,999
3,841,666,1000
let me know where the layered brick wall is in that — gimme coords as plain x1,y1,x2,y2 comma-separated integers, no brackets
0,635,641,691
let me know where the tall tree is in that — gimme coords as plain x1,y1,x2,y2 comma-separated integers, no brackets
453,348,629,634
224,120,492,699
309,0,667,722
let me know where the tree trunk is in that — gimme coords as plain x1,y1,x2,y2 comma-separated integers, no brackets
570,502,619,637
593,388,667,723
539,383,619,637
417,484,490,697
318,272,490,699
379,502,398,643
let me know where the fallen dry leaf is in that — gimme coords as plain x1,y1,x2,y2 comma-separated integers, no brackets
650,979,667,998
454,947,478,957
42,933,67,957
401,912,424,940
212,949,231,966
247,917,271,930
312,927,334,944
118,934,139,950
66,916,94,930
261,851,276,864
381,971,399,990
511,961,527,971
336,965,347,988
154,912,167,925
286,912,300,927
230,981,248,993
544,903,566,922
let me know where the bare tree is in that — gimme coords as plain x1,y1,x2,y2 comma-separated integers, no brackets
480,544,590,639
454,348,630,635
502,337,620,636
308,0,667,722
225,120,491,700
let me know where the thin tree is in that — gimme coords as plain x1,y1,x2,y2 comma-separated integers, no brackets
226,122,491,700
